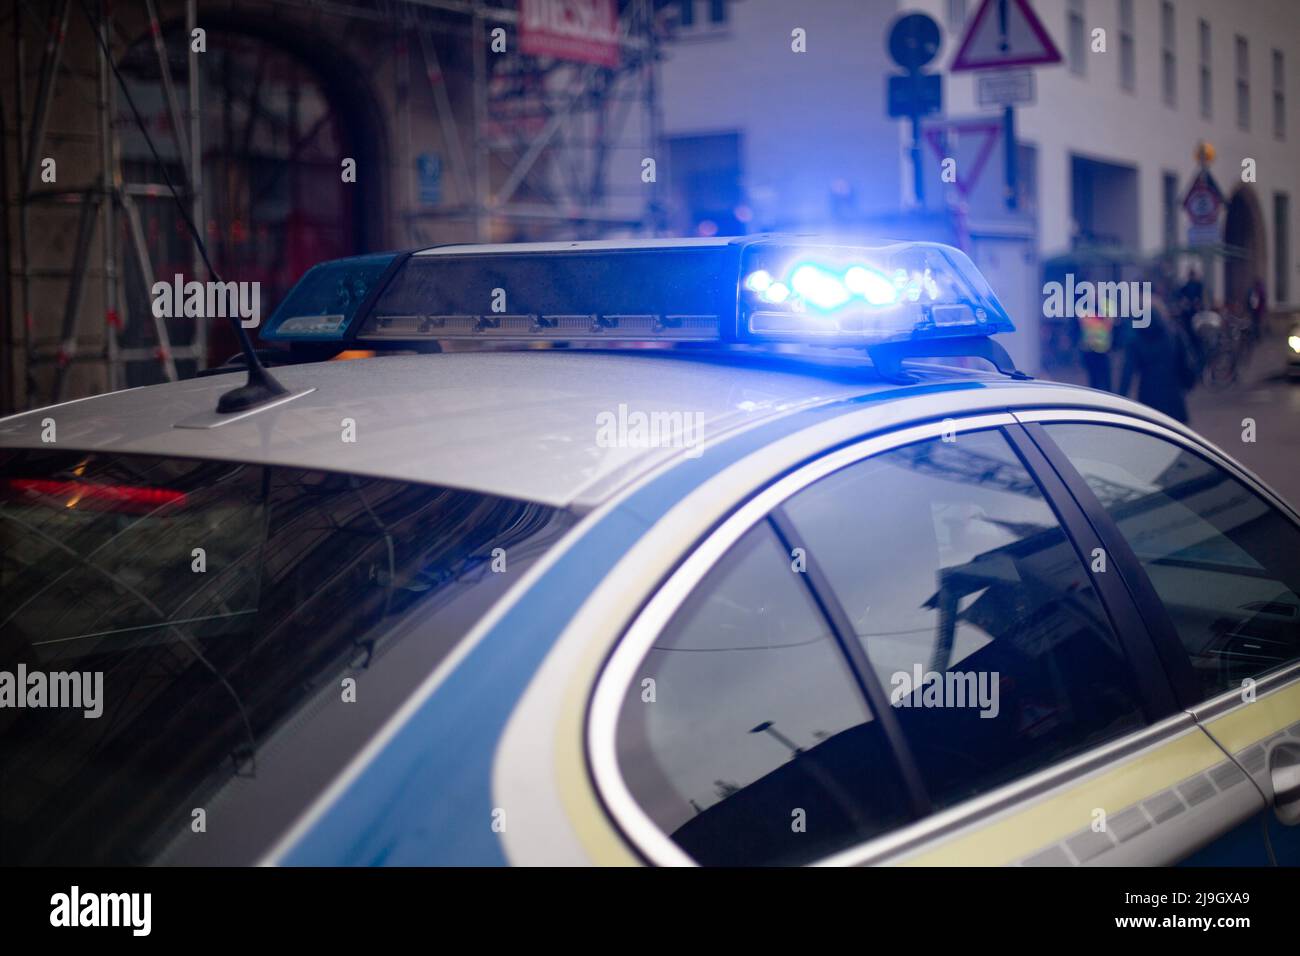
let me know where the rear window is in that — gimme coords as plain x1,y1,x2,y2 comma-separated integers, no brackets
0,450,572,865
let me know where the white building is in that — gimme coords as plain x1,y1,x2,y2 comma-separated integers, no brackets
657,0,1300,369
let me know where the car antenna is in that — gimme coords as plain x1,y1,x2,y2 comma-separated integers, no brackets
83,0,288,414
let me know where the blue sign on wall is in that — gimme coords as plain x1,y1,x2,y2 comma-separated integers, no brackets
417,153,442,207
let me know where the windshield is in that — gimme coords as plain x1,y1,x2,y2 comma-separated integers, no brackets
0,450,572,864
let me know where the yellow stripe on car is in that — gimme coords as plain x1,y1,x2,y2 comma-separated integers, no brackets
896,728,1225,866
1200,680,1300,754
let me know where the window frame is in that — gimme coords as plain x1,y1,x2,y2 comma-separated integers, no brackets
1118,0,1136,93
1015,407,1300,710
589,412,1173,866
1160,1,1176,108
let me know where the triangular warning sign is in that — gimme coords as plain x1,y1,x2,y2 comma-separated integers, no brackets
923,120,1001,199
951,0,1063,72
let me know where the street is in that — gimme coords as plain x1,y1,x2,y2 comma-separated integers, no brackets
1047,326,1300,506
1185,333,1300,507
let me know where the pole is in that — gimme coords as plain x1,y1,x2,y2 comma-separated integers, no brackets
471,1,489,242
0,68,12,413
910,111,924,206
97,1,120,393
15,0,34,407
645,0,664,236
1003,105,1017,211
187,0,206,369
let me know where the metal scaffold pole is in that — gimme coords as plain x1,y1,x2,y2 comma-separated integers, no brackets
96,0,120,396
187,0,206,369
471,0,489,242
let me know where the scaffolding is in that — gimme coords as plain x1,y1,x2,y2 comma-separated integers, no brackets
380,0,665,243
3,0,664,412
4,0,204,411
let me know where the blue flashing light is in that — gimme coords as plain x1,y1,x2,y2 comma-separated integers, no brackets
762,281,790,304
790,264,850,311
739,240,1015,345
743,269,773,293
844,266,898,306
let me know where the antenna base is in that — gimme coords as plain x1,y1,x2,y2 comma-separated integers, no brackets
216,367,291,414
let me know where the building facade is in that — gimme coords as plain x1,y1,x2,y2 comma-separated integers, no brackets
656,0,1300,368
3,0,1297,408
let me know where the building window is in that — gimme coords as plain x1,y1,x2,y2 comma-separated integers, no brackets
1068,0,1087,76
947,0,968,30
1161,2,1176,107
1236,35,1250,131
1119,0,1136,92
1277,193,1291,304
1274,50,1286,140
1163,172,1180,250
671,0,730,38
1199,20,1212,119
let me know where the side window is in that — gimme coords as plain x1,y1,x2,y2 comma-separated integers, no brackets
782,429,1146,811
1043,423,1300,699
613,521,910,865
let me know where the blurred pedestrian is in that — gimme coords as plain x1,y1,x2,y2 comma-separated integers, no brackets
1246,276,1267,345
1119,297,1197,424
1070,288,1116,391
1178,268,1205,315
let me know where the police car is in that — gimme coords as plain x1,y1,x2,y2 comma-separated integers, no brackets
2,238,1298,867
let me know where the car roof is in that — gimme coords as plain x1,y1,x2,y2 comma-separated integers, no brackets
0,349,1119,510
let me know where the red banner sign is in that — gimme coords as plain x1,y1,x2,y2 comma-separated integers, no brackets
519,0,620,68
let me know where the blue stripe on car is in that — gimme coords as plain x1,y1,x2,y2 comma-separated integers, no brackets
280,381,983,865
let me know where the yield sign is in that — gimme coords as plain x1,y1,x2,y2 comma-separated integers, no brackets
923,119,1001,199
951,0,1063,72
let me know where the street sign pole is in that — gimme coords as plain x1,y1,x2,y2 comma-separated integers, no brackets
1003,105,1016,210
951,0,1062,212
886,13,943,208
912,106,926,206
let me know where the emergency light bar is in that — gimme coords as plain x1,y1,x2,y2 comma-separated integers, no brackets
261,237,1015,352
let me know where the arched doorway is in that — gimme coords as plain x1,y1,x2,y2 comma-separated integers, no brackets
1223,185,1268,311
115,20,385,379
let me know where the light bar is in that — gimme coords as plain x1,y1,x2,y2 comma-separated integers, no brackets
738,240,1013,345
356,243,734,344
262,237,1014,350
